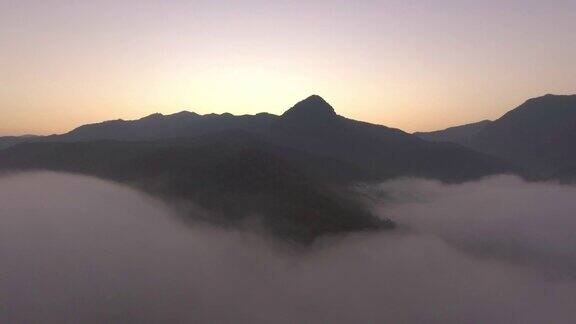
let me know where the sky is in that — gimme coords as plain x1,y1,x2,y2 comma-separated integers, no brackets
1,0,575,136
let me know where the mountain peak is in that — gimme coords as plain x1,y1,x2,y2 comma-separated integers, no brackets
281,95,337,120
524,93,576,105
140,113,164,121
503,94,576,119
172,110,199,116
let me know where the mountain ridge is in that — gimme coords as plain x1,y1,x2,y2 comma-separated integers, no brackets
416,94,576,179
0,95,518,242
1,94,514,183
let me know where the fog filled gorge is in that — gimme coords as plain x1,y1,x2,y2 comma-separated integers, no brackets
2,172,576,323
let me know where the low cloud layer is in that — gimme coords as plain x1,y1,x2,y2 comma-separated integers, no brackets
371,176,576,276
1,172,576,323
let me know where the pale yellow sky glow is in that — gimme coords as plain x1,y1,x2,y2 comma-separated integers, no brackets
1,0,575,136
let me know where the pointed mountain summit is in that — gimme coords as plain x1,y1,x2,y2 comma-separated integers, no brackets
275,95,341,136
281,95,337,121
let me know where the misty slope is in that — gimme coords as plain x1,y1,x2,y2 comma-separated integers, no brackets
416,94,576,179
0,132,390,243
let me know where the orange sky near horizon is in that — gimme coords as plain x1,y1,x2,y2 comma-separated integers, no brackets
1,0,575,136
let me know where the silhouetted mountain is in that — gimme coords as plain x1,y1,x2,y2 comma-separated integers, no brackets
271,96,513,182
415,120,492,146
0,95,516,241
54,111,276,141
3,95,513,182
416,94,576,180
275,95,339,135
0,132,390,243
0,135,38,150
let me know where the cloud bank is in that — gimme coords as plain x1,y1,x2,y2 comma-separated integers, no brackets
1,172,576,323
371,176,576,276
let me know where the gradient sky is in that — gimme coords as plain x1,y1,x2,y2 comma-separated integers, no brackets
1,0,575,136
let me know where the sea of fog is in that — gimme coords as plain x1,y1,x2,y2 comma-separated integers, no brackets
1,172,576,323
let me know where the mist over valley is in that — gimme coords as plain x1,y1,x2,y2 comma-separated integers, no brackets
2,172,576,323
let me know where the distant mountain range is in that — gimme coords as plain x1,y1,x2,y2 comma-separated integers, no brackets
6,94,571,242
0,135,39,150
18,95,512,181
416,94,576,181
